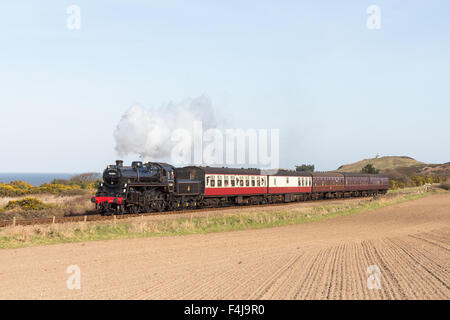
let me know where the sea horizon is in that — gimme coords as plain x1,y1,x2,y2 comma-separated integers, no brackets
0,173,81,186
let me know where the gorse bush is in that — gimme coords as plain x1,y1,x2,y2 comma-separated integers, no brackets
410,175,444,186
37,183,83,195
8,181,34,190
4,197,51,211
0,181,37,196
0,184,22,196
390,179,406,190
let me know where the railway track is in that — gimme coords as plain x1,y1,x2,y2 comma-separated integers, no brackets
0,193,401,228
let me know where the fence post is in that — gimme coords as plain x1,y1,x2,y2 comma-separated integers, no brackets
52,216,56,225
12,217,16,228
84,215,87,223
113,215,116,225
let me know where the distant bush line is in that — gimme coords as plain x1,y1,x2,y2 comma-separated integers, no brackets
390,175,446,190
0,173,101,197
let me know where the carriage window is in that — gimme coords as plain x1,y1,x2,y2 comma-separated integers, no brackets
245,176,249,187
217,176,222,187
286,177,289,184
251,176,256,187
298,177,301,186
261,177,266,186
210,176,215,187
274,178,277,186
240,176,244,187
224,176,229,187
206,176,210,187
257,177,261,186
231,176,235,187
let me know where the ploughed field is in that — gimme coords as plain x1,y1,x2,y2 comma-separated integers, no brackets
0,193,448,299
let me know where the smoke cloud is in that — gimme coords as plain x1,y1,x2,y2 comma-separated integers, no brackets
113,95,218,162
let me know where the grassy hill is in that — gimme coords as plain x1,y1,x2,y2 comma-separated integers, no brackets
336,156,449,188
337,156,424,173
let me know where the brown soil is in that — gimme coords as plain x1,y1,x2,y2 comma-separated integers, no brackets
0,193,448,300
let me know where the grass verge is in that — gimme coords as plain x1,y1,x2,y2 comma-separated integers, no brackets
0,191,437,249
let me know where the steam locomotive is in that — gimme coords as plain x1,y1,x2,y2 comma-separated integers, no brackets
92,160,390,215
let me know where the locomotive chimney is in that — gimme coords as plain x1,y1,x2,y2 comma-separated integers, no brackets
116,160,123,167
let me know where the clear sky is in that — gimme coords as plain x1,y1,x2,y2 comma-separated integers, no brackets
0,0,449,173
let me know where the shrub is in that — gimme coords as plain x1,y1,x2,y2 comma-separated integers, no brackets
9,181,34,190
295,164,315,172
68,173,101,189
362,164,380,174
4,197,50,211
0,181,34,196
52,173,101,190
411,175,446,186
0,184,20,196
37,183,82,194
50,179,70,185
390,179,406,190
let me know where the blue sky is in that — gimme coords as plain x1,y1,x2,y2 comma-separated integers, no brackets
0,0,449,172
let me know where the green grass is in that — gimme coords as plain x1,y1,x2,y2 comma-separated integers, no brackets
0,191,436,249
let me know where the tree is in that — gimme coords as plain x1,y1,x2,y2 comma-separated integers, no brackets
361,164,380,174
69,172,101,189
295,164,315,172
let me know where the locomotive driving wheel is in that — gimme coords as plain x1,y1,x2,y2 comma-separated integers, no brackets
166,200,176,211
154,200,165,212
128,205,139,214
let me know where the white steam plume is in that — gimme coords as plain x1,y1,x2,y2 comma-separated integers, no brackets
113,95,218,162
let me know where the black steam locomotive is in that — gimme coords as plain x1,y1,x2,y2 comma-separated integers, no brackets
92,160,201,215
93,160,390,215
